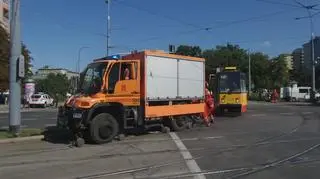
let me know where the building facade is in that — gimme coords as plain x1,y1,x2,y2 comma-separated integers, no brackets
32,68,79,93
302,36,320,74
32,68,79,80
283,54,293,70
0,0,9,33
292,48,304,71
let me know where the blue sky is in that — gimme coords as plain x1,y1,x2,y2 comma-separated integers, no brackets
20,0,320,72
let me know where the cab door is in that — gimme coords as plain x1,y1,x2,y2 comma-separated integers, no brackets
105,60,140,106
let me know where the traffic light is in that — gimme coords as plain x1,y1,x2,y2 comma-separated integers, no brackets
169,45,176,53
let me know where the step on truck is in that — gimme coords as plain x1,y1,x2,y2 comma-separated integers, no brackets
57,50,206,146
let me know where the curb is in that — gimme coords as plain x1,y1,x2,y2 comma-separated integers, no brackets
0,108,58,114
0,135,44,144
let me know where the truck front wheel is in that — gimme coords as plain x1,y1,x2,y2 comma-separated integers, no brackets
90,113,119,144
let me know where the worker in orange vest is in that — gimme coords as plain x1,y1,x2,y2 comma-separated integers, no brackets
203,82,215,126
271,89,279,103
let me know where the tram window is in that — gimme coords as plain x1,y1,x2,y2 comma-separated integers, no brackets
219,73,241,93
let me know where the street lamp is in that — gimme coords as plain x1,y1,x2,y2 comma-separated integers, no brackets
248,49,252,95
77,46,90,73
105,0,111,56
75,46,89,93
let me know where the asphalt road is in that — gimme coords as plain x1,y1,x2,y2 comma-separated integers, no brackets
176,102,320,179
0,102,319,179
0,108,58,129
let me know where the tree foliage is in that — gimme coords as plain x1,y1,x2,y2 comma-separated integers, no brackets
0,26,33,90
175,45,202,57
0,26,9,90
269,55,290,88
174,44,290,90
35,73,70,103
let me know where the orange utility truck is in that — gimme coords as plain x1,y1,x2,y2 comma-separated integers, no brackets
57,50,206,145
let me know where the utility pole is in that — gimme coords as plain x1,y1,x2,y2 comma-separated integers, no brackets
294,2,319,100
9,0,22,134
248,49,252,95
105,0,111,56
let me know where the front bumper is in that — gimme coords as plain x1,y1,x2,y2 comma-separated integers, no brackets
56,106,88,129
218,104,242,112
218,104,242,108
29,101,46,105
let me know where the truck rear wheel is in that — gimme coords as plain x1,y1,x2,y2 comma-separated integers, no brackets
169,116,188,132
90,113,119,144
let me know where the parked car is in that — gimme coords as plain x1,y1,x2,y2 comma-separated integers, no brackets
29,93,54,108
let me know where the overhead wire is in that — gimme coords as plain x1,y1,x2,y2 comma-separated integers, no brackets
18,1,312,55
256,0,311,8
113,0,207,30
122,7,304,49
256,0,320,11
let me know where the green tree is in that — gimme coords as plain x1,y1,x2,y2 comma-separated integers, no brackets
172,43,293,90
269,54,290,88
0,26,33,90
175,45,202,57
289,69,309,86
0,26,9,90
249,52,271,89
201,44,249,79
36,73,70,107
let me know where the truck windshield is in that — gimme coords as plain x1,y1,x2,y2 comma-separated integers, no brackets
79,62,108,94
219,72,241,93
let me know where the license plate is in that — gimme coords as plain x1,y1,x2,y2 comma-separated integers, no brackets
225,99,234,104
73,113,82,119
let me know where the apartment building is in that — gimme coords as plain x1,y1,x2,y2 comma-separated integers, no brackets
302,37,320,74
32,68,79,80
292,48,304,71
0,0,9,33
283,54,293,70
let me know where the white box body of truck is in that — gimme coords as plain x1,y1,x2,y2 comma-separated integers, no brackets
145,55,205,101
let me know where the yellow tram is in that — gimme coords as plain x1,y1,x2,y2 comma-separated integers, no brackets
210,67,248,115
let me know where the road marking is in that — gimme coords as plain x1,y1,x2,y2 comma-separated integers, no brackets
204,136,223,140
23,118,38,121
181,136,223,141
45,124,56,127
279,112,294,115
302,112,314,115
251,114,266,117
169,132,206,179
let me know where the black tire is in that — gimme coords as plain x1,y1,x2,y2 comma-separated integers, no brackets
90,113,119,144
169,116,188,132
161,126,171,133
